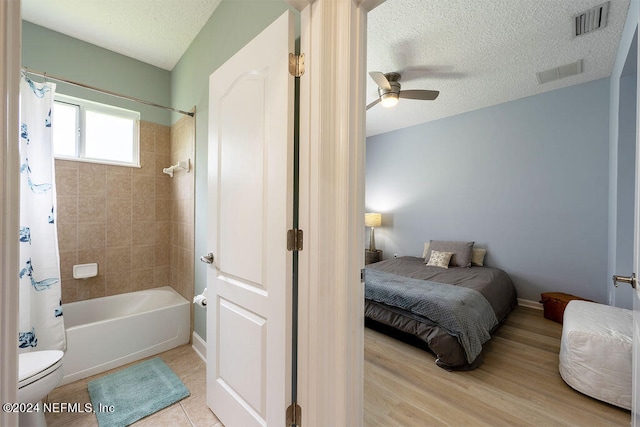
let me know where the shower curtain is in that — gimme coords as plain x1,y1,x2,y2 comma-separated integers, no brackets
18,74,66,352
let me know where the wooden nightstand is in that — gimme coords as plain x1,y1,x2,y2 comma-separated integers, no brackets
365,249,382,265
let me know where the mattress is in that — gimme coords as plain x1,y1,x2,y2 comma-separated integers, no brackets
559,300,632,410
364,256,517,370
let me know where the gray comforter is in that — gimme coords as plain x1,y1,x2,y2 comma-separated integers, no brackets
365,268,498,364
365,256,517,369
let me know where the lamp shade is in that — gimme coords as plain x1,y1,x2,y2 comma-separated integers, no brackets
365,213,382,227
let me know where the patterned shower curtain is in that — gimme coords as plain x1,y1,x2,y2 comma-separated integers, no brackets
18,74,66,352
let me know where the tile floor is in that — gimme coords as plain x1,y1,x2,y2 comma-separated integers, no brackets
44,345,222,427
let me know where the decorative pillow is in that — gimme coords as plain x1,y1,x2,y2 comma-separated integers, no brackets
426,250,453,269
425,240,474,268
472,248,487,266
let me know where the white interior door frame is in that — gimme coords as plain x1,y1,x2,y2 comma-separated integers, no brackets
286,0,384,425
0,1,21,426
633,1,640,421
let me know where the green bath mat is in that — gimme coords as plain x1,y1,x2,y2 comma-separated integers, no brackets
88,357,190,426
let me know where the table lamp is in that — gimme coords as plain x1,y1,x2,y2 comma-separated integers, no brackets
365,213,382,251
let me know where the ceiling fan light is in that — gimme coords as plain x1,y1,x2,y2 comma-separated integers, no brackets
380,93,399,108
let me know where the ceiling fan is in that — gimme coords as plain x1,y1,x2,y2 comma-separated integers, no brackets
366,71,439,110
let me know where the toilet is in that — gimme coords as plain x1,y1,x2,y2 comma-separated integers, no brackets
18,350,64,427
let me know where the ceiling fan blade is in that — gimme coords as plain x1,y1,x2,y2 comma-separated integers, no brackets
366,98,381,110
369,71,391,90
399,89,439,101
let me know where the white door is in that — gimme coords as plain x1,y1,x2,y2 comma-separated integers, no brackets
206,11,294,427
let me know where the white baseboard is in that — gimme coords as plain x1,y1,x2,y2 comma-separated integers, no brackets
518,298,542,310
192,331,206,363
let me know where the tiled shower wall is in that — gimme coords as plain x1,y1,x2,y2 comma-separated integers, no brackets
56,120,194,303
169,114,195,303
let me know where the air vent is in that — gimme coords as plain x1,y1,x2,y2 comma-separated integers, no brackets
536,59,584,84
574,2,609,37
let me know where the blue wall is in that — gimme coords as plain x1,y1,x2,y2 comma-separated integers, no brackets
366,78,611,303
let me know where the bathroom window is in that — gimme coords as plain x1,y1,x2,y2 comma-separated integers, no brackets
52,94,140,167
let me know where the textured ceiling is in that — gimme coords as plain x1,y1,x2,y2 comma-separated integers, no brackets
21,1,631,136
366,0,630,136
21,0,222,71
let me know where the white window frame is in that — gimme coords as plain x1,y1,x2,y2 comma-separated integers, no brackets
53,94,141,167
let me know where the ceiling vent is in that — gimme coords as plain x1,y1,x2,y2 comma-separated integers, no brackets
536,59,584,84
574,2,610,37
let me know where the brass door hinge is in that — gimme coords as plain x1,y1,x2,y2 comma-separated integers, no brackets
289,53,305,77
286,402,302,426
287,229,303,252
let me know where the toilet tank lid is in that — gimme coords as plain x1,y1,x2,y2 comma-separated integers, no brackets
19,350,63,382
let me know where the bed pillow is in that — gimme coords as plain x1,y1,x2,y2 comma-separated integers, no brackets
426,250,453,269
422,242,430,259
425,240,474,268
472,248,487,266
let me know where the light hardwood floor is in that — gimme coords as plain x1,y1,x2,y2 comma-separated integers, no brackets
364,306,631,426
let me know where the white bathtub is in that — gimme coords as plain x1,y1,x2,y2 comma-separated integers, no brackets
59,286,190,385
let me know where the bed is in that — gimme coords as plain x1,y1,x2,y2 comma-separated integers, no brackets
364,244,517,370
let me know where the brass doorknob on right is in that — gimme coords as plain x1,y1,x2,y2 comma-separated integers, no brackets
612,273,636,289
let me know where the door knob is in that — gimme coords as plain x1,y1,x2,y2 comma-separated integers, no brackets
612,273,636,289
200,253,215,264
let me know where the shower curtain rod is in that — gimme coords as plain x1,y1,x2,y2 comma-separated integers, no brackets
22,67,195,117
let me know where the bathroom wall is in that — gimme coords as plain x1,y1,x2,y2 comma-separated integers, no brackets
22,21,172,126
170,114,195,304
56,121,172,302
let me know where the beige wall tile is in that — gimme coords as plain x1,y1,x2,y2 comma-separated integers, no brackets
57,223,79,252
107,172,132,198
106,197,132,222
53,120,192,303
56,196,77,224
58,251,77,281
77,196,106,223
77,275,105,300
132,269,155,291
106,246,132,272
155,154,171,177
132,221,155,246
55,168,78,197
105,270,132,296
154,266,170,287
60,279,78,304
55,159,79,170
132,245,155,270
155,198,171,221
77,223,106,251
139,121,155,153
132,197,156,222
135,150,155,176
156,175,171,198
77,164,106,197
155,221,170,245
132,175,155,200
106,220,131,247
77,249,106,272
155,244,169,267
